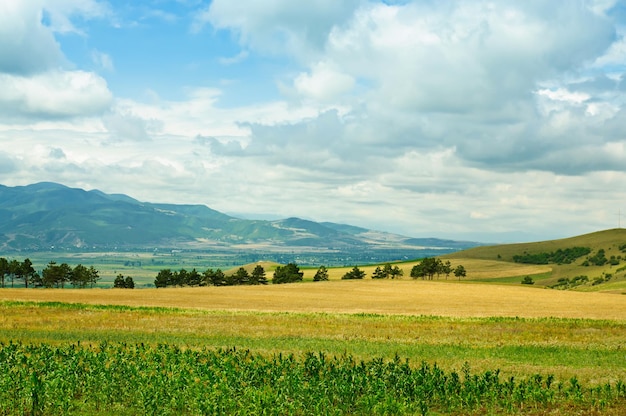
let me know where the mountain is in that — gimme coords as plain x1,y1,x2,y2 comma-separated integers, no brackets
0,182,480,253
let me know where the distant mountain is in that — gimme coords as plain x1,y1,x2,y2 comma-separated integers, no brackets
0,182,481,253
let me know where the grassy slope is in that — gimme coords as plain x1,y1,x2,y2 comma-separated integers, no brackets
443,228,626,291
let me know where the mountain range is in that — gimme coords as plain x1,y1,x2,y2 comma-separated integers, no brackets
0,182,479,253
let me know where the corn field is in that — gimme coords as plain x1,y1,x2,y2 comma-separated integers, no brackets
0,342,624,415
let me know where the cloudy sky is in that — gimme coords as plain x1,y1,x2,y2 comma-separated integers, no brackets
1,0,626,243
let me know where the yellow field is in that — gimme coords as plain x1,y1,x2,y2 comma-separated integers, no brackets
0,279,623,319
299,258,551,281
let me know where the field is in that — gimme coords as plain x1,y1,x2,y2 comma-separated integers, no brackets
2,229,626,414
1,279,625,414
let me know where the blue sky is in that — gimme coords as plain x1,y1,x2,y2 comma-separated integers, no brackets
1,0,626,242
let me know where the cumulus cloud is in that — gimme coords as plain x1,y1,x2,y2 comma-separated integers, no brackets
0,2,64,74
0,71,112,119
0,1,113,121
268,1,623,178
293,61,355,102
195,0,361,59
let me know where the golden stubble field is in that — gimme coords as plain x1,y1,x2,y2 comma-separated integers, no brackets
0,279,623,319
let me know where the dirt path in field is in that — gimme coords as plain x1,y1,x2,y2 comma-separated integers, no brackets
0,280,624,320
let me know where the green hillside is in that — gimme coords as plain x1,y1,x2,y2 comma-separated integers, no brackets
445,229,626,292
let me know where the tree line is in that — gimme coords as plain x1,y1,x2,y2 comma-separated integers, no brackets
338,259,466,281
154,263,306,287
1,256,465,289
0,257,137,289
153,258,466,287
0,258,101,288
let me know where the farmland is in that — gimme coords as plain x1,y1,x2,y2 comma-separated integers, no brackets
0,280,625,414
1,229,626,414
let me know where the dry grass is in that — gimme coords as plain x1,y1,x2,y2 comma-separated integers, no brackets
301,259,551,281
0,279,623,319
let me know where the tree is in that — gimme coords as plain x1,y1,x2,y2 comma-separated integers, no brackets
313,265,329,281
8,259,19,287
175,269,188,287
41,262,72,288
203,268,225,286
521,276,534,285
232,267,250,285
113,274,126,288
342,266,366,280
250,265,267,285
155,269,173,288
454,265,466,280
272,263,303,284
124,276,135,289
88,266,100,288
19,258,37,288
70,264,91,288
371,266,386,279
0,257,8,288
389,265,403,280
441,261,452,280
187,269,201,286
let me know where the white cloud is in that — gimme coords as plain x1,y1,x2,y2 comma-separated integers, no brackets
0,70,112,119
196,0,361,59
293,61,355,102
0,1,64,74
536,88,590,104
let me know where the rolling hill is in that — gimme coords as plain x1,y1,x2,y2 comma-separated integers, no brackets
0,182,479,253
445,228,626,291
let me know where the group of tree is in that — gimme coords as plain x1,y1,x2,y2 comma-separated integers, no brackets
40,262,100,288
270,263,302,284
372,263,404,279
410,258,466,280
581,249,611,267
0,257,38,288
113,274,135,289
0,258,102,289
154,264,269,288
513,247,591,265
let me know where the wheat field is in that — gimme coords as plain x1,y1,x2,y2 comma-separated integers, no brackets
0,279,623,319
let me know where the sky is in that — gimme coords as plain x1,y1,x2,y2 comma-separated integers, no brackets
1,0,626,243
